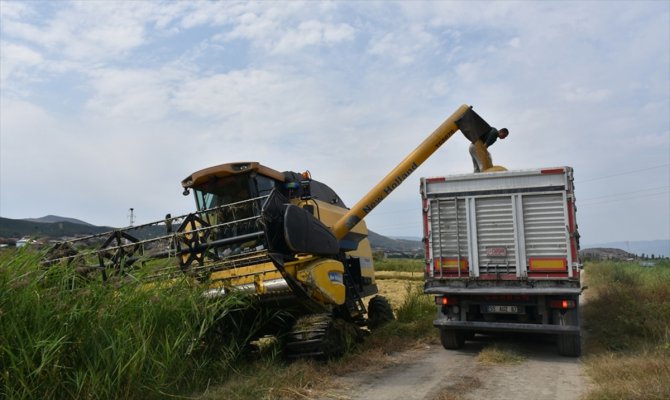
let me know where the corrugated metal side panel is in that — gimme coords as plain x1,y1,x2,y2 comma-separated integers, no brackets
475,196,516,273
523,193,568,258
429,198,468,262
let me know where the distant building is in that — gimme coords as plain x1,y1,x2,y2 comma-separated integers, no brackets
16,237,35,248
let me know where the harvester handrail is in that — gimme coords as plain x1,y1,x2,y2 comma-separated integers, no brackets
54,195,271,245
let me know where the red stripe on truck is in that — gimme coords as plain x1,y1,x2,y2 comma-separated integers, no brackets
540,168,565,174
425,177,446,183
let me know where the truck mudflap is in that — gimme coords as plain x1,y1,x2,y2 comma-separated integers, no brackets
433,319,580,335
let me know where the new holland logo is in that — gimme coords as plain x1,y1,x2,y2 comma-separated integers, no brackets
328,271,344,284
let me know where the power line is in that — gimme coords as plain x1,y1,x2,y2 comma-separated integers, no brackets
577,163,670,183
579,185,669,202
579,190,669,207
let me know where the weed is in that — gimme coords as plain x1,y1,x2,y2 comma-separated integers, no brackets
583,261,670,399
375,258,424,273
476,344,526,365
396,283,434,323
0,249,269,399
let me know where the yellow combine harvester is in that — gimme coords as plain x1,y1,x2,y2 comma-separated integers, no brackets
45,104,500,358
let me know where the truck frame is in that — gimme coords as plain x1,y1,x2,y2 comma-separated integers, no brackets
421,167,582,356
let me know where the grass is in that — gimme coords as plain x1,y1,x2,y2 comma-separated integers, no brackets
374,258,424,273
1,250,439,400
0,249,276,400
200,282,438,399
476,344,526,365
582,260,670,400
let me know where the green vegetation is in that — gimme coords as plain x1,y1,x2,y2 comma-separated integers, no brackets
0,249,275,400
375,257,424,273
476,344,526,365
199,283,437,399
583,260,670,400
1,250,438,400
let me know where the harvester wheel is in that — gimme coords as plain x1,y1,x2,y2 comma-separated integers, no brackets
367,295,394,329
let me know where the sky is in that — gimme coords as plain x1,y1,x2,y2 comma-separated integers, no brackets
1,1,669,245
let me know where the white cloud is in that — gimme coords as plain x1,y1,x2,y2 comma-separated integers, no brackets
84,68,176,121
2,3,148,61
0,1,33,19
562,85,611,103
272,20,355,54
0,42,43,82
0,1,668,242
172,69,299,120
367,25,436,64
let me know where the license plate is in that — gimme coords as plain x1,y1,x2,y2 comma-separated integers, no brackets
483,305,522,314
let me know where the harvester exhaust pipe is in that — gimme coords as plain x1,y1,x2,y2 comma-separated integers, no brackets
331,104,472,240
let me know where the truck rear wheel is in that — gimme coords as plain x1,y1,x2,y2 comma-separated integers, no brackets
557,334,581,357
554,305,581,357
439,328,465,350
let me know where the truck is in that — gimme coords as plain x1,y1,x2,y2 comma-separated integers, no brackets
421,167,582,356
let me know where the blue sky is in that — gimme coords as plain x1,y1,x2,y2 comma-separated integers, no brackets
1,1,668,244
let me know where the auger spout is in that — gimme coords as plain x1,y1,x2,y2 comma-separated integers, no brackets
331,104,472,240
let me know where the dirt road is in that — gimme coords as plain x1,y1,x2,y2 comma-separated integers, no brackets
321,333,590,400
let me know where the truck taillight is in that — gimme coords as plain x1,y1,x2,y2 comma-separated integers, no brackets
435,296,459,305
549,299,576,309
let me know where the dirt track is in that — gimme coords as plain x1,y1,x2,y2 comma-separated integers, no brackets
321,334,590,400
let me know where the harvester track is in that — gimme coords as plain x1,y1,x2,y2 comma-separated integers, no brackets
285,314,347,359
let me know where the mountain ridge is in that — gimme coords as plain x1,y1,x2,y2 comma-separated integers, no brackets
2,215,667,257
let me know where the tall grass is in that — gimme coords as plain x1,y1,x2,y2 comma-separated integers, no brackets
0,249,273,399
200,283,440,400
375,258,424,273
582,261,670,400
583,261,670,352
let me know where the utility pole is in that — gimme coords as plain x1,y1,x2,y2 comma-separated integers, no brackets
128,208,135,227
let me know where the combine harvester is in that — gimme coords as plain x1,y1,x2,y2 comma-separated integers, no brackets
45,104,566,358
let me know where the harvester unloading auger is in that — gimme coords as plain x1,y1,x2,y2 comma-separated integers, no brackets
44,104,502,358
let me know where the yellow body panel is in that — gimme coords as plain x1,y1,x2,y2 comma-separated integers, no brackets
296,258,346,305
209,261,283,292
207,255,346,305
295,199,375,284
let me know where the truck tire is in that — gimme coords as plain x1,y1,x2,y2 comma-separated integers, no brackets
554,303,581,357
440,328,465,350
367,295,394,329
557,334,581,357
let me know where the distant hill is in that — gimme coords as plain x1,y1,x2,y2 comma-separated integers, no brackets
368,230,422,253
580,247,636,261
0,217,112,240
23,215,94,226
1,214,419,253
581,240,670,258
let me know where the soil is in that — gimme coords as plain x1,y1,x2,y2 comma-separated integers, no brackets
318,277,591,400
320,336,591,400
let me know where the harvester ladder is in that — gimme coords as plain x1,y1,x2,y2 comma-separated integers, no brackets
342,271,367,323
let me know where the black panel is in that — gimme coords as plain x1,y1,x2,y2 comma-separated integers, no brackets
456,107,493,143
283,205,339,255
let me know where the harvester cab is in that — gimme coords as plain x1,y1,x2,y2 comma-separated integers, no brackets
44,104,499,358
179,162,377,320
